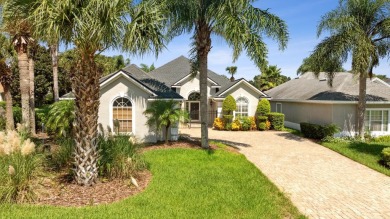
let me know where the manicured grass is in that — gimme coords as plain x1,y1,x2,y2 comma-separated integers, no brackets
0,148,305,219
322,141,390,176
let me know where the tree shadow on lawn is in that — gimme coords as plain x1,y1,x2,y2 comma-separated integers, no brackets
346,142,388,157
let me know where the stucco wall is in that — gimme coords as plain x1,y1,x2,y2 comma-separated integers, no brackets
224,85,260,117
99,75,157,142
177,74,217,99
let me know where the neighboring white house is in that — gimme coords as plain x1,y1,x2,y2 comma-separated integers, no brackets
266,72,390,137
61,56,268,142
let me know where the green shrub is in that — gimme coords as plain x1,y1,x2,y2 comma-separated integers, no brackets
225,123,232,131
300,122,339,140
223,115,234,123
381,147,390,166
213,117,225,130
0,101,5,109
222,95,236,115
47,138,74,171
257,116,268,123
267,113,284,131
98,135,146,179
258,122,266,131
46,100,75,137
0,131,40,203
35,105,51,131
371,135,390,143
231,119,241,131
240,117,251,131
13,107,22,125
256,99,270,116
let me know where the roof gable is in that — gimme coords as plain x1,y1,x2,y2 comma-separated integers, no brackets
213,78,268,98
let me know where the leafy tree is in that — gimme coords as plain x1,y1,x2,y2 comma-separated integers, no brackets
297,57,345,77
33,0,167,186
144,100,188,144
46,100,75,137
250,65,290,91
140,63,155,72
305,0,390,139
225,66,237,81
222,95,236,115
256,99,270,116
166,0,288,148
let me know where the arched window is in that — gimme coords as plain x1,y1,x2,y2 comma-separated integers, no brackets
188,92,200,101
236,97,249,118
113,97,132,133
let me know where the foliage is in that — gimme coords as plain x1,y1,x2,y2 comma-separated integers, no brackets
0,149,305,218
265,120,271,130
231,119,241,131
98,134,146,179
45,101,75,137
257,99,271,116
144,100,189,143
222,95,236,115
257,116,268,123
225,123,232,131
213,117,225,130
12,107,22,125
35,105,50,131
225,66,237,80
297,57,345,75
223,115,234,123
258,123,266,131
240,117,251,131
140,63,155,72
381,147,390,167
250,65,290,91
47,138,74,171
300,122,339,140
371,135,390,143
249,116,257,130
0,131,39,203
267,113,285,131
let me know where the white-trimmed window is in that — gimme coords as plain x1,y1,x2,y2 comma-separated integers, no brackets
276,103,282,113
365,110,389,132
113,97,132,133
236,97,249,117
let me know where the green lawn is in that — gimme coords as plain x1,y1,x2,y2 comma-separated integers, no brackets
0,148,305,219
322,141,390,176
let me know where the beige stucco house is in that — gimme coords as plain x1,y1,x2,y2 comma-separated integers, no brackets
62,56,267,142
266,72,390,136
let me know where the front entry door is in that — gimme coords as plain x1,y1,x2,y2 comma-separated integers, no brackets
190,102,200,121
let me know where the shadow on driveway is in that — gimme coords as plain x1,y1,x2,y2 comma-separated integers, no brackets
275,132,306,142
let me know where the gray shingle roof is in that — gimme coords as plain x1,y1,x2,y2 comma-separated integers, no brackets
149,56,230,87
213,78,269,98
266,72,390,101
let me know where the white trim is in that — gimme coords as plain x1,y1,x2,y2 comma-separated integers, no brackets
270,98,390,105
234,96,249,118
171,85,182,88
59,97,75,100
365,108,390,134
217,79,267,98
172,72,218,86
186,90,200,100
109,95,135,135
372,77,390,88
211,85,221,88
100,71,157,96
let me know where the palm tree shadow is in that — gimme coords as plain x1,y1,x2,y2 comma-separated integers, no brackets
275,132,306,142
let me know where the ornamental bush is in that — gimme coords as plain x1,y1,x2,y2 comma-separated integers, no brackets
231,119,241,131
225,123,232,131
240,117,251,131
249,116,257,130
267,113,284,131
222,95,236,115
258,122,266,131
381,147,390,167
256,99,270,116
300,122,339,139
213,117,225,130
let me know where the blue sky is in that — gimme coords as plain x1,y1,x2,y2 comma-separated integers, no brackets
101,0,389,80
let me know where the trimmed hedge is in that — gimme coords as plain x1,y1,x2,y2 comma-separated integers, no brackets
258,122,266,131
256,99,270,116
257,116,268,123
222,95,236,115
300,122,339,139
381,147,390,166
267,113,284,131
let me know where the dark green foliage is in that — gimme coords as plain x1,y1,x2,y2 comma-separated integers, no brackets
257,116,268,123
258,122,266,131
35,105,50,131
222,95,236,115
98,135,146,179
381,147,390,166
225,123,232,131
223,115,234,123
45,100,75,137
0,101,5,109
47,138,74,171
240,117,251,131
256,99,270,116
250,65,290,91
267,113,284,131
12,107,22,125
371,135,390,143
300,122,339,139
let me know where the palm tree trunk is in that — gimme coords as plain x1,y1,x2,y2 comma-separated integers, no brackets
196,20,211,149
50,44,59,102
357,72,367,139
29,58,36,135
73,52,100,186
3,84,14,130
17,50,30,130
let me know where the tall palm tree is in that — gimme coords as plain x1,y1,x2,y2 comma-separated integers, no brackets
28,41,38,135
32,0,167,185
166,0,288,148
306,0,390,139
0,34,14,130
2,0,35,132
225,66,237,81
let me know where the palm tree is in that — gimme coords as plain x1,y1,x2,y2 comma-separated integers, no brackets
306,0,390,139
32,0,167,185
140,63,155,72
144,100,189,144
225,66,237,81
28,41,38,135
166,0,288,148
2,0,34,132
0,34,14,130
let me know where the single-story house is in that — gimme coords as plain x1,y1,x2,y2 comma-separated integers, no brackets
266,72,390,136
62,56,268,142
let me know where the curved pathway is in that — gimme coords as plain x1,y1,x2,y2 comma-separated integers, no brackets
180,128,390,219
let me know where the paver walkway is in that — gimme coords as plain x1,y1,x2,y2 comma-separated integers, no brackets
180,128,390,219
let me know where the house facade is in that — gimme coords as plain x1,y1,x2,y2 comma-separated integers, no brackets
266,72,390,136
61,56,267,142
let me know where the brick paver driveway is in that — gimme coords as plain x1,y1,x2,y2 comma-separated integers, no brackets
180,128,390,219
